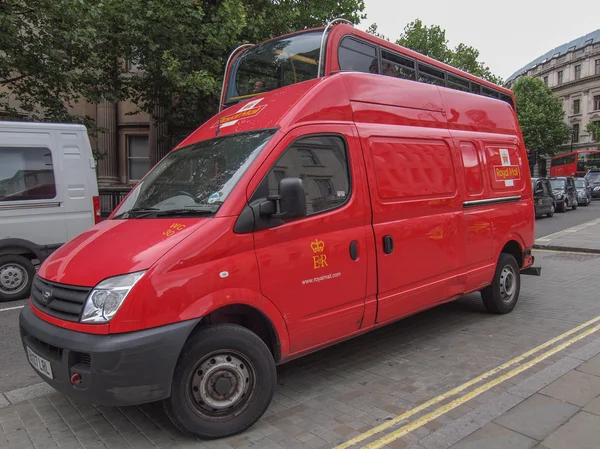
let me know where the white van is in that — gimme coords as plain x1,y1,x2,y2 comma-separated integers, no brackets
0,122,99,301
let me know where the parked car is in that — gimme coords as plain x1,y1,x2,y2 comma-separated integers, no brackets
531,177,555,217
19,72,540,438
585,168,600,199
549,176,578,212
0,122,100,302
574,178,592,206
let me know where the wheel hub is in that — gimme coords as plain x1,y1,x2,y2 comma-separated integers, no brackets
189,352,254,419
499,266,516,303
0,264,27,294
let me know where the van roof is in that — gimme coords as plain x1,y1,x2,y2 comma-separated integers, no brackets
0,121,87,131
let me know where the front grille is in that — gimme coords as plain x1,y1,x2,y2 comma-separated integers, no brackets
31,276,91,322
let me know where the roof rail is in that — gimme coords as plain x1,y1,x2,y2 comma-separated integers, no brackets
219,43,255,112
317,18,353,78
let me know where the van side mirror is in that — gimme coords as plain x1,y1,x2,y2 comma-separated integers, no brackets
259,177,307,218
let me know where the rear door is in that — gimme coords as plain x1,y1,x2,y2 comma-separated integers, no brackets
58,130,97,240
251,125,372,354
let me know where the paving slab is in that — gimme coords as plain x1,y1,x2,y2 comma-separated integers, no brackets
576,354,600,377
581,395,600,416
541,411,600,449
449,422,536,449
493,393,579,441
539,370,600,407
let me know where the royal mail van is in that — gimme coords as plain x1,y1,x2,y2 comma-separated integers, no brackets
19,71,538,438
1,122,100,302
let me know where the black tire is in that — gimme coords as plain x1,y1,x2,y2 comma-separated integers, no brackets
559,200,567,212
163,324,276,439
547,204,555,218
0,255,35,302
572,200,578,210
481,253,521,314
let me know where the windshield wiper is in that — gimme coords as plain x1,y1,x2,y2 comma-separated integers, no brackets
112,207,160,220
154,207,218,217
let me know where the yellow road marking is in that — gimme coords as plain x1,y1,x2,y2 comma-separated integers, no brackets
364,321,600,449
333,315,600,449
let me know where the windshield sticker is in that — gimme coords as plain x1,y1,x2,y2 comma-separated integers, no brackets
336,190,345,198
163,222,186,237
211,98,266,129
207,192,220,204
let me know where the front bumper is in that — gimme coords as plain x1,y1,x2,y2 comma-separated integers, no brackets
19,305,199,406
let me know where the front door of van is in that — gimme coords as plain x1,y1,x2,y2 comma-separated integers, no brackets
250,126,371,354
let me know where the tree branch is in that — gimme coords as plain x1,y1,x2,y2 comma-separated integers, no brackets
1,74,28,85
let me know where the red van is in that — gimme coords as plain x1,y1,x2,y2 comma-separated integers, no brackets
20,31,538,440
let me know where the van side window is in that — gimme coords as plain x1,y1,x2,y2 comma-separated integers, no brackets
264,135,350,215
0,147,56,202
418,63,445,86
338,37,378,74
381,50,416,80
459,142,483,194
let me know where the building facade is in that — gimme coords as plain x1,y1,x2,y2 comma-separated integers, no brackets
506,29,600,175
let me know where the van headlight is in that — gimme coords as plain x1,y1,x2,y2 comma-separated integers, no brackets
81,271,146,323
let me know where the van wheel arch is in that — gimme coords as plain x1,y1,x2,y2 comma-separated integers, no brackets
0,239,42,262
189,304,281,363
499,239,523,268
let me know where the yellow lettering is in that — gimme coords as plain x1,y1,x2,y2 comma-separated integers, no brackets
312,254,328,269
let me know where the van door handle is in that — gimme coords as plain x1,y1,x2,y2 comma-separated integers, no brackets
383,235,394,254
349,241,358,261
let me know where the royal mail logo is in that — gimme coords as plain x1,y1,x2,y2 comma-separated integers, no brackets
211,98,266,129
494,165,521,182
311,239,328,269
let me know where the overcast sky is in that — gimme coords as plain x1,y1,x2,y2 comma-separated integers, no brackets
357,0,600,80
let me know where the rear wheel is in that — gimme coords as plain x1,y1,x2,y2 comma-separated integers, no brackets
164,324,276,439
481,253,521,314
0,255,35,302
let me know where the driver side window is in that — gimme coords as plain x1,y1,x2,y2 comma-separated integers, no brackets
256,135,351,217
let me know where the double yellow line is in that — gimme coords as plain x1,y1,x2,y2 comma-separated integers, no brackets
334,315,600,449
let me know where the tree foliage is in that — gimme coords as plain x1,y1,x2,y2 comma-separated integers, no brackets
512,77,571,158
366,19,501,84
1,0,366,147
586,121,600,149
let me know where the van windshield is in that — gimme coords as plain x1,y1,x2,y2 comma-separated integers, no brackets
113,130,276,219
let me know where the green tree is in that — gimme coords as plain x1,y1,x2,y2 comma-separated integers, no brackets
1,0,366,155
371,19,502,84
586,121,600,149
512,77,571,158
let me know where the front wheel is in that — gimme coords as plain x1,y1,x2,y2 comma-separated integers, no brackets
547,203,555,217
164,324,276,439
481,253,521,314
572,200,578,210
0,255,36,302
559,200,568,212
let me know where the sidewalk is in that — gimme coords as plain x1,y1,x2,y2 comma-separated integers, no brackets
447,347,600,449
535,217,600,253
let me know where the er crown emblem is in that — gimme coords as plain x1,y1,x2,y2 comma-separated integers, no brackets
311,239,325,253
311,239,328,269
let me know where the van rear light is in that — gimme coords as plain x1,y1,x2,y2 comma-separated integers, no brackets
92,196,101,224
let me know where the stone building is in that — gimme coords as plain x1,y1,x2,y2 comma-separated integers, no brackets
506,29,600,175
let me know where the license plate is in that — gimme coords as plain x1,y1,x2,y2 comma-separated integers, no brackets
26,346,53,379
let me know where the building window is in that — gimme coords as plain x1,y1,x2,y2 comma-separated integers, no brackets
596,59,600,75
313,178,334,198
573,99,580,114
572,124,580,143
591,121,600,141
127,135,149,181
594,95,600,111
298,149,320,166
557,71,563,85
543,76,548,86
574,65,581,80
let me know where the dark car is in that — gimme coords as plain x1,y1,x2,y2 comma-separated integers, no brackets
532,177,555,217
574,178,592,206
585,169,600,199
549,176,578,212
